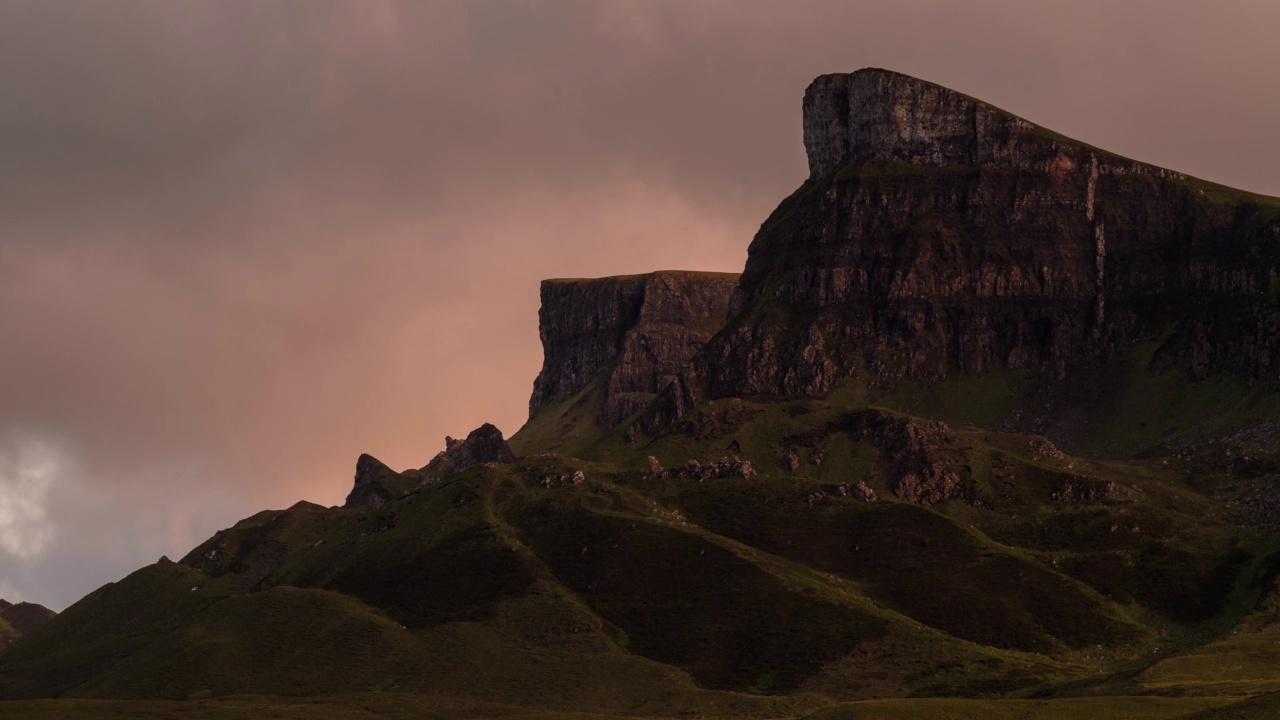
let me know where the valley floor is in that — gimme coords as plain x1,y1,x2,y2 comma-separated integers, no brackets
0,693,1259,720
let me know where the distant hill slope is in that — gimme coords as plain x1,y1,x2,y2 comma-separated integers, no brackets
4,68,1280,719
0,601,56,650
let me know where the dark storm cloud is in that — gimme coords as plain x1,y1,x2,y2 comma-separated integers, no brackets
0,0,1276,609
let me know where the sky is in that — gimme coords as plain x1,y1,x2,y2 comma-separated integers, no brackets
1,0,1277,610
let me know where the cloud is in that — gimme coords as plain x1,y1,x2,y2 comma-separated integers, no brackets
0,435,58,561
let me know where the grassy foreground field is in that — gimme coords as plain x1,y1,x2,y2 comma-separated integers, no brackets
0,693,1252,720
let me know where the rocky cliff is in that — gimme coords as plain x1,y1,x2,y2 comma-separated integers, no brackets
643,68,1280,430
529,271,738,429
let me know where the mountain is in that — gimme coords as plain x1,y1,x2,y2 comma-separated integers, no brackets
4,68,1280,720
643,68,1280,445
0,601,56,651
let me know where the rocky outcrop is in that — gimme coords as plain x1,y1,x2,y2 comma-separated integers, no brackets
343,453,400,510
778,409,970,506
645,456,757,482
840,410,970,505
428,423,516,473
530,271,738,429
806,481,877,504
643,68,1280,431
344,426,515,510
1052,477,1120,504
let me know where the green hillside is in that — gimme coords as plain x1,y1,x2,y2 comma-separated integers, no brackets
4,363,1280,718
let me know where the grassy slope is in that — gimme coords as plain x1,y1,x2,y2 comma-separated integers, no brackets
854,341,1280,460
5,327,1280,719
0,693,1249,720
5,381,1279,715
509,381,608,458
0,618,18,648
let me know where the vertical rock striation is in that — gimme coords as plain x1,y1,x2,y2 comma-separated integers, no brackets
643,68,1280,430
529,271,739,429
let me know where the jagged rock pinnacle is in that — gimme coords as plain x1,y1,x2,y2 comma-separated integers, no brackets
435,423,516,472
343,453,396,510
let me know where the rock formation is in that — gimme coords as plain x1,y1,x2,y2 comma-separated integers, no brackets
641,67,1280,430
344,425,516,510
343,453,400,510
644,456,757,482
529,271,738,429
428,423,516,473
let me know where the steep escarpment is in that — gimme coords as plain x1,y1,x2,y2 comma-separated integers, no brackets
644,68,1280,430
529,271,738,429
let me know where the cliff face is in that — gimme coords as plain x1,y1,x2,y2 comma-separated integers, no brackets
643,68,1280,429
529,271,738,429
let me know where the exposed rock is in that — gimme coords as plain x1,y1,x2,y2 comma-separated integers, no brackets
840,411,969,505
647,455,664,475
807,481,877,504
810,449,826,466
1052,477,1119,504
851,481,878,502
648,456,756,482
896,464,966,506
429,423,517,473
530,271,738,429
643,67,1280,431
1030,438,1066,460
803,68,1063,178
536,470,587,489
783,409,970,506
781,450,801,472
343,453,398,510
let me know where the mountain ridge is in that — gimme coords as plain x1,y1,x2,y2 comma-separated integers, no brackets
5,68,1280,720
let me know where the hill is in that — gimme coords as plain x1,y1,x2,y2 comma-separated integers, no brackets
0,601,55,651
3,68,1280,719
